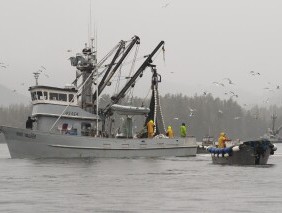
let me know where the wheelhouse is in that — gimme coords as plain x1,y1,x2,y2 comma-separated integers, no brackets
29,85,78,106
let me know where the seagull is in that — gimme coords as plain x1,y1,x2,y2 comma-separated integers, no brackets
1,65,7,68
188,107,196,112
162,2,170,8
189,112,195,117
250,71,260,76
231,94,239,98
67,50,72,52
276,85,280,89
12,89,16,93
203,91,207,96
218,110,223,114
263,98,269,104
223,78,235,85
173,117,179,120
229,91,235,95
213,82,224,87
234,116,241,120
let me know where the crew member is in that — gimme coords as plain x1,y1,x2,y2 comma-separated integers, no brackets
26,116,36,129
180,123,187,137
218,132,230,148
147,120,155,138
166,126,174,138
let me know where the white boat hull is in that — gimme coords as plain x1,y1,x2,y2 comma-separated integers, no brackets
1,126,197,158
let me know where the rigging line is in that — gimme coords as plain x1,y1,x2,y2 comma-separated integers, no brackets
113,44,141,99
142,87,151,106
113,40,138,94
127,44,140,78
121,55,147,67
114,59,123,94
152,48,163,62
49,64,100,133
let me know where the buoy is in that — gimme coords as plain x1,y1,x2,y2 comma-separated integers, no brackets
272,144,277,151
232,146,240,152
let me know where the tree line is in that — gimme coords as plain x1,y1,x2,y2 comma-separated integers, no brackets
1,93,282,141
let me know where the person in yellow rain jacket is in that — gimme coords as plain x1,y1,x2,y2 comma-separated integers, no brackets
218,132,230,148
147,120,155,138
166,126,174,138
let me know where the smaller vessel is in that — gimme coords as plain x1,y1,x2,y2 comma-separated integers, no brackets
197,135,214,154
261,114,282,143
207,139,277,165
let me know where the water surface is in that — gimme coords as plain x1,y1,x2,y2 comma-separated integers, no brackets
0,143,281,212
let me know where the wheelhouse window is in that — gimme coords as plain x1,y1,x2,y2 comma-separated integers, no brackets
37,91,44,100
31,92,37,101
59,93,67,101
69,94,74,102
50,93,58,100
43,91,48,100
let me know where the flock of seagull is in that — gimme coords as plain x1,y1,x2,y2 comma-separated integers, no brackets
0,61,49,93
205,71,281,104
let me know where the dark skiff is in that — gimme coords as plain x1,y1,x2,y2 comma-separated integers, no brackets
208,139,277,165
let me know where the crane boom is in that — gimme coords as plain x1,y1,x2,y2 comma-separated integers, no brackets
102,40,165,116
92,36,140,103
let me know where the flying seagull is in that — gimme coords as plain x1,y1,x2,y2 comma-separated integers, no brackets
213,81,224,87
250,71,260,76
223,78,235,85
162,2,170,8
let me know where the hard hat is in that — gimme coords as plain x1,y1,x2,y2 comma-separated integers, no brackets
220,132,225,136
168,126,171,129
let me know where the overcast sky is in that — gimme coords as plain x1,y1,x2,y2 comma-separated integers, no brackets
1,0,282,107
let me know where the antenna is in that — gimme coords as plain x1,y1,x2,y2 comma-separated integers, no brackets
33,71,40,86
89,0,92,45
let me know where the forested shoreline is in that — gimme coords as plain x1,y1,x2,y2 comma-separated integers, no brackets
1,93,282,141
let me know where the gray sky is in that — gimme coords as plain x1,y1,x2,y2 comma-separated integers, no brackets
1,0,282,107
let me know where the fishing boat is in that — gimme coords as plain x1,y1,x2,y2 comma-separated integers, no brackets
0,36,197,159
261,114,282,143
197,135,214,154
207,139,277,165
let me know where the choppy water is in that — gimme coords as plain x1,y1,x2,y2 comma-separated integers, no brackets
0,143,282,213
